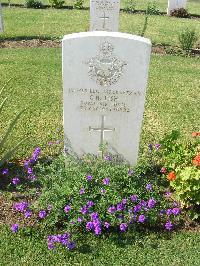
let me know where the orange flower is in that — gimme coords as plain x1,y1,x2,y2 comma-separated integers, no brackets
192,154,200,166
192,132,200,137
167,171,176,181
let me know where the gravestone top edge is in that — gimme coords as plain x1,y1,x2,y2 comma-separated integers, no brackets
62,32,152,46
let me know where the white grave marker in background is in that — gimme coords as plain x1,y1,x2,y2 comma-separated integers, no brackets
0,2,4,33
90,0,120,31
62,32,151,165
167,0,187,15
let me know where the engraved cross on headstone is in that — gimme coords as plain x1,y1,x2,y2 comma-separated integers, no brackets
99,11,109,30
89,115,115,146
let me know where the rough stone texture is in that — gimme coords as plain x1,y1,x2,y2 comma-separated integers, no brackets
167,0,187,15
62,32,151,165
90,0,120,31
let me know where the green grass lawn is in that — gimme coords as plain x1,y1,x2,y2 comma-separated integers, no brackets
1,7,200,46
0,47,199,159
2,0,200,15
0,226,199,266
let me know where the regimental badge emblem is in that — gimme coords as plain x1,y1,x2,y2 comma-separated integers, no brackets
87,42,127,87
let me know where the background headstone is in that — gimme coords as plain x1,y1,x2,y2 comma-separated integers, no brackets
167,0,187,15
0,2,4,33
90,0,120,31
62,32,151,165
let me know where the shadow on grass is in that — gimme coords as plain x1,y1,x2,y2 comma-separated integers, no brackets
0,35,60,42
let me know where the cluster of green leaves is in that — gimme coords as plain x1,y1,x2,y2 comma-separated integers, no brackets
156,130,200,213
178,28,198,54
49,0,65,9
124,0,136,13
73,0,84,9
25,0,43,8
146,1,160,15
33,154,180,232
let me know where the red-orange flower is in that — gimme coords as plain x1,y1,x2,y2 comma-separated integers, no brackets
167,171,176,181
192,154,200,166
192,132,200,137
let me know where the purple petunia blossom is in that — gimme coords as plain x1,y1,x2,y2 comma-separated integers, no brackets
87,201,95,208
24,210,32,218
13,201,28,212
90,212,99,220
100,188,106,194
165,221,173,231
102,177,110,185
47,242,55,250
155,143,161,150
39,210,47,219
27,174,36,181
122,198,127,205
64,205,71,213
86,221,94,231
160,210,164,216
104,222,110,229
128,169,134,176
139,200,147,207
94,226,101,235
120,223,128,232
117,203,124,211
133,204,142,213
23,160,30,169
166,209,172,216
12,176,20,186
172,207,180,216
2,168,9,175
79,188,85,195
86,175,93,181
104,155,112,161
165,191,172,198
11,224,19,233
130,195,138,202
27,167,33,175
146,183,153,191
80,205,88,215
138,214,146,223
67,241,76,250
108,205,116,214
77,217,83,223
148,144,153,151
147,198,157,209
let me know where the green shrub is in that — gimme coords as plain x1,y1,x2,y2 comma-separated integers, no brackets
146,1,160,15
124,0,136,13
170,8,189,18
49,0,65,8
73,0,84,9
0,80,25,168
178,28,198,53
25,0,43,8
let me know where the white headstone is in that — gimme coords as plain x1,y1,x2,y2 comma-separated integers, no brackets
62,32,151,165
90,0,120,31
0,3,4,33
167,0,187,15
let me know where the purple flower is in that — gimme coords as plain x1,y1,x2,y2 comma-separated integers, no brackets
47,205,53,212
104,222,110,229
165,221,173,231
2,168,9,175
172,207,180,216
122,198,127,205
104,155,112,161
39,210,47,219
165,191,172,198
148,144,153,151
12,176,20,186
128,169,134,176
67,241,76,250
139,200,147,207
160,210,164,216
47,242,55,250
77,217,83,223
100,188,106,194
173,201,178,207
133,204,142,213
23,160,30,169
80,205,88,215
90,212,99,220
94,226,102,235
13,202,28,212
27,174,36,181
86,221,94,231
117,203,124,211
155,143,161,150
86,175,93,181
48,141,53,146
108,205,116,214
120,223,128,232
166,209,172,216
79,188,85,195
138,214,146,223
130,195,137,202
147,198,156,209
87,201,95,208
27,167,33,175
146,183,153,191
64,205,71,213
11,224,19,233
24,210,32,218
102,177,110,185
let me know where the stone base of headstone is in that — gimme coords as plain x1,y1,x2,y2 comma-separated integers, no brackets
167,0,187,15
